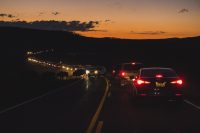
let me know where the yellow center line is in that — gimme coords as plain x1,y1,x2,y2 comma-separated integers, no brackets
86,77,109,133
95,121,104,133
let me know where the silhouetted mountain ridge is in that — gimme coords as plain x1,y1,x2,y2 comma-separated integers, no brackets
1,26,200,52
1,26,200,66
1,26,200,95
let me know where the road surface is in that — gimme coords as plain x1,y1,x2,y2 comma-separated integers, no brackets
99,79,200,133
0,77,106,133
0,77,200,133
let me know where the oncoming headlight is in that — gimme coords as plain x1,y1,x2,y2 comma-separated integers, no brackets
94,70,98,74
86,70,90,74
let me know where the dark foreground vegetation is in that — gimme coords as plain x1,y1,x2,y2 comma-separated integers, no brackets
0,27,200,109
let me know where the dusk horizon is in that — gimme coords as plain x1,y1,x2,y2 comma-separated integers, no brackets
1,20,200,40
1,1,200,133
1,0,200,39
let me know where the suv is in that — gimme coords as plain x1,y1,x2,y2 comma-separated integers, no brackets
112,62,144,86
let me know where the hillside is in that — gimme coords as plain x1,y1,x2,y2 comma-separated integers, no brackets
0,26,200,97
1,26,200,68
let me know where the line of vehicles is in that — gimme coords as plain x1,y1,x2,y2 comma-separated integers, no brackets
28,56,184,104
72,65,106,79
111,62,184,104
27,57,106,79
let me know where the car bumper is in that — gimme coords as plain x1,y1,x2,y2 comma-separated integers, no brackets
136,88,183,97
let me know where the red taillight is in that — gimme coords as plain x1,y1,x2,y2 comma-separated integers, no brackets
140,94,147,96
120,71,126,77
171,79,183,85
177,80,183,85
175,93,182,96
136,79,150,85
156,74,163,78
137,79,144,85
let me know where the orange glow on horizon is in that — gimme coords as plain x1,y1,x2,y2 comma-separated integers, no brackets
0,0,200,39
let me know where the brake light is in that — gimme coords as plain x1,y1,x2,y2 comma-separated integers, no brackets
171,79,183,85
120,71,126,77
156,74,163,78
137,79,144,85
175,93,182,96
140,94,147,96
136,79,150,85
177,80,183,85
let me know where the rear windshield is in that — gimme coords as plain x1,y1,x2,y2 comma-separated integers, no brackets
141,69,177,77
123,64,143,71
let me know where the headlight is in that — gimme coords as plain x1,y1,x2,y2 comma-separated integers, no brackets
86,70,90,74
94,70,98,74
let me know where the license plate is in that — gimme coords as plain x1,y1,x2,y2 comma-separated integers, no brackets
156,82,166,88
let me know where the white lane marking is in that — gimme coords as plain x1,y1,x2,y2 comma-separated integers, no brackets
95,121,104,133
184,100,200,110
0,80,82,115
86,78,109,133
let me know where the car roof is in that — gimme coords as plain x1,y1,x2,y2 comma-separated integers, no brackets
141,67,174,71
122,62,143,65
86,67,97,69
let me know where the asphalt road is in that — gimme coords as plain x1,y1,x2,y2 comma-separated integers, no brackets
0,77,200,133
0,77,106,133
99,80,200,133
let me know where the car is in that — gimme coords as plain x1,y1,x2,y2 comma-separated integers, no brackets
112,62,144,86
96,66,107,75
131,67,184,103
73,69,86,76
85,66,99,78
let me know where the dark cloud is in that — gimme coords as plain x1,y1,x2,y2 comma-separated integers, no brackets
178,8,189,13
105,20,111,22
0,13,15,18
0,20,100,31
52,12,60,15
87,29,108,32
8,14,15,18
104,19,115,24
131,31,166,35
14,18,20,21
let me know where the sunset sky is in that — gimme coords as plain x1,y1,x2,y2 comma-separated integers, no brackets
0,0,200,39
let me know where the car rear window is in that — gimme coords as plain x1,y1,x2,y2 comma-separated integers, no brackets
123,64,143,71
141,69,177,77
